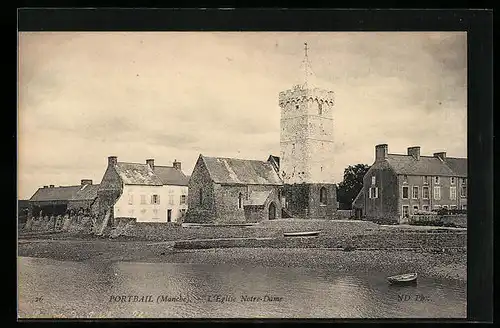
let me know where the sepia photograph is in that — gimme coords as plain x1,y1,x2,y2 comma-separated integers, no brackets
18,29,470,319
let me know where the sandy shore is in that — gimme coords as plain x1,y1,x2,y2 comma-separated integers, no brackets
18,238,466,283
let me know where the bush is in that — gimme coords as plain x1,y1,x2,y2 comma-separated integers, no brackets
437,208,467,216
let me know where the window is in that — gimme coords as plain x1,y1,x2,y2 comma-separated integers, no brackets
199,189,203,205
238,192,243,209
369,187,378,199
423,176,429,184
140,195,146,205
450,186,457,200
412,186,419,199
320,187,328,205
434,176,440,184
434,186,441,200
180,195,186,205
460,184,467,198
422,186,429,199
168,195,174,205
151,194,160,204
403,175,408,184
402,205,409,218
461,204,467,210
461,178,467,185
442,205,448,209
423,205,430,212
402,186,409,199
450,177,455,185
371,176,376,185
450,205,457,209
296,104,299,109
128,195,134,205
318,102,323,115
412,205,419,213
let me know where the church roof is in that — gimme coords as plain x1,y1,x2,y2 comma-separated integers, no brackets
201,155,283,186
244,191,272,207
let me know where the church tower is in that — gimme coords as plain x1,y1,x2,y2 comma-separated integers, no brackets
279,43,337,219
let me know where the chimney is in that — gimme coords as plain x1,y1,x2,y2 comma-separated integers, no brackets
81,179,93,186
146,159,155,170
108,156,118,166
49,185,54,188
407,146,421,160
375,144,388,161
43,185,48,188
433,152,446,161
173,159,181,171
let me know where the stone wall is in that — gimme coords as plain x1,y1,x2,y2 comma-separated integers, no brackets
409,214,467,228
21,211,96,235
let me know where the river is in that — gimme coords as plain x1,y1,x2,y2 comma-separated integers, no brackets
18,256,466,318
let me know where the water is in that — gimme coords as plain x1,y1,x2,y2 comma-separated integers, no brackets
18,256,466,318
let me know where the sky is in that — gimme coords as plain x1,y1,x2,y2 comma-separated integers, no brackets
18,32,467,199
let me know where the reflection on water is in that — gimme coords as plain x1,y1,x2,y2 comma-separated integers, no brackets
18,257,466,318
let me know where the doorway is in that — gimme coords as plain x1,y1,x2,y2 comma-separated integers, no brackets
167,209,172,222
268,202,276,220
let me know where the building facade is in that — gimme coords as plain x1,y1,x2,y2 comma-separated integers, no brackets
29,179,100,218
278,83,338,219
97,156,189,225
352,144,467,223
185,154,283,224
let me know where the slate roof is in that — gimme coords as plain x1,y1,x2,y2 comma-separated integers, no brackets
70,184,100,201
30,186,82,202
443,157,467,177
202,155,283,185
30,184,100,202
244,191,272,206
154,166,190,186
386,154,457,176
115,162,164,186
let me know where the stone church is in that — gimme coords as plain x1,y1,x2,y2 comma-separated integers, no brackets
185,44,338,223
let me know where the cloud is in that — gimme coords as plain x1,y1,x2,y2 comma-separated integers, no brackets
18,32,467,199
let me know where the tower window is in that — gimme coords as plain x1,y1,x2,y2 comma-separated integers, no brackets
238,192,243,209
296,104,299,109
318,103,323,115
320,187,328,205
199,188,203,205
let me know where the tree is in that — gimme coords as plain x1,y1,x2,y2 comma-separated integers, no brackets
337,164,370,210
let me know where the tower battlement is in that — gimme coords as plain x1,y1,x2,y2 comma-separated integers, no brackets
279,85,335,107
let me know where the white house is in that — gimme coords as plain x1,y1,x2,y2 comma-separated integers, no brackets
98,156,189,223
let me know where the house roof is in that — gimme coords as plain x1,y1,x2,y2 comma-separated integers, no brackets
202,155,283,185
154,166,189,186
244,191,272,206
115,162,164,186
70,184,100,201
385,154,457,176
443,157,467,177
30,184,100,202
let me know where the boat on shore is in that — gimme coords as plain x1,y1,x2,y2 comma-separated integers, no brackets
387,272,418,285
283,230,321,237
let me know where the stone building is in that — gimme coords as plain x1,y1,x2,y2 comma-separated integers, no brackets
352,144,467,224
97,156,189,228
29,179,100,217
185,154,283,224
278,83,338,219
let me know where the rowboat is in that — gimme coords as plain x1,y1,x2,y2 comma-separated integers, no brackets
387,273,418,285
283,230,321,237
